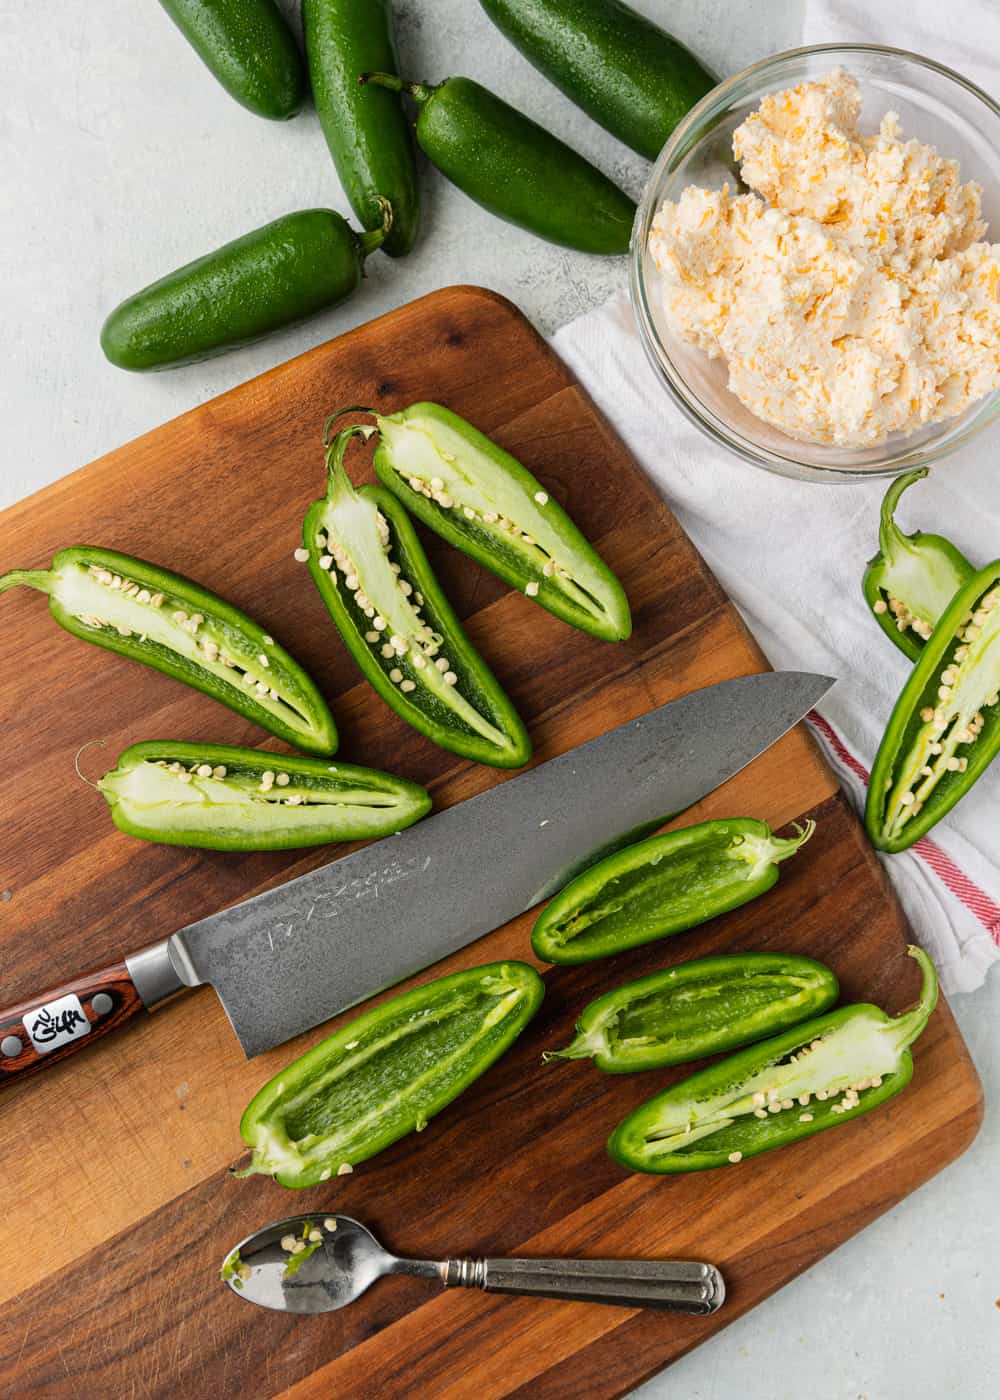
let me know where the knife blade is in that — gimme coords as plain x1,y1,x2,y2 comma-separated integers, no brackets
0,671,833,1082
154,669,833,1055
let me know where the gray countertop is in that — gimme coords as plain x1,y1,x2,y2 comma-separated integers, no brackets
1,2,997,1396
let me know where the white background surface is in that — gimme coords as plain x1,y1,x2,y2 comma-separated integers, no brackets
1,2,997,1397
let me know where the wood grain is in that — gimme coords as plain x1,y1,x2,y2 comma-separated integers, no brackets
0,287,981,1400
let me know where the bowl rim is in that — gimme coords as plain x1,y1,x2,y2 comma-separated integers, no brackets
630,42,1000,483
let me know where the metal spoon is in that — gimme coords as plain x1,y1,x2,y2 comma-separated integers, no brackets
221,1213,725,1315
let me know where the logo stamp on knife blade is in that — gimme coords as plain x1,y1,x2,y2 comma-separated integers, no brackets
260,855,433,951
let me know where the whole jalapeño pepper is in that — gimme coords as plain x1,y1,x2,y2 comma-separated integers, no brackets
236,961,544,1188
303,424,532,769
98,741,430,851
608,945,937,1173
531,817,815,964
344,401,631,642
863,469,974,661
866,561,1000,851
545,953,839,1073
360,72,636,255
0,548,337,754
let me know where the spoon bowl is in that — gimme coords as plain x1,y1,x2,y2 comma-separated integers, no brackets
222,1214,426,1315
222,1213,725,1317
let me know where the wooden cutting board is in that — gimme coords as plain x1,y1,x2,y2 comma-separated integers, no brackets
0,287,981,1399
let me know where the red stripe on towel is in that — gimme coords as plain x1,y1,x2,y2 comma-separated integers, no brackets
806,710,1000,947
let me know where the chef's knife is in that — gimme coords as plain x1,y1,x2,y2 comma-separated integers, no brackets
0,671,833,1083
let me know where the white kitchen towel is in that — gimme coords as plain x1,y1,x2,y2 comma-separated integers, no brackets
550,0,1000,995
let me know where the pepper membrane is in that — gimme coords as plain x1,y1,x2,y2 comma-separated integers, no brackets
304,425,531,768
236,961,544,1188
545,953,839,1073
0,547,336,754
531,817,815,964
863,468,973,661
98,741,430,851
609,946,937,1173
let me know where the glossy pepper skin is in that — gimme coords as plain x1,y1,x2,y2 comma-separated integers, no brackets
361,72,636,254
866,561,1000,852
545,953,839,1073
304,425,532,769
863,469,974,661
98,741,430,851
331,401,631,641
609,945,937,1173
478,0,716,161
236,961,544,1188
303,0,420,256
0,548,337,755
160,0,305,120
531,817,815,964
101,207,389,371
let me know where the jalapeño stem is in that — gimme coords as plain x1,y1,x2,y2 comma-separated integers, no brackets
0,569,53,595
878,469,928,568
883,945,939,1054
360,71,435,105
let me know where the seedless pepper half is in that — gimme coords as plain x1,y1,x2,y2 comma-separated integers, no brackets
303,425,532,768
545,953,839,1073
98,741,430,851
334,401,630,641
866,560,1000,851
608,946,937,1173
863,469,973,661
236,961,544,1188
0,547,337,754
531,817,815,964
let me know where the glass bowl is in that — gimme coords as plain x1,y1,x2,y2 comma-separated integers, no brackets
630,44,1000,483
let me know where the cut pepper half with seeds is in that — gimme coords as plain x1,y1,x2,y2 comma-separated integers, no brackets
608,945,937,1173
862,468,974,661
303,425,532,769
330,401,631,642
866,560,1000,851
0,548,337,754
97,740,430,851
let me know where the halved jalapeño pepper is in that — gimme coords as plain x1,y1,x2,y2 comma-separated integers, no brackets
0,548,337,754
863,469,974,660
98,740,430,851
531,817,815,964
304,425,532,768
348,401,631,642
866,561,1000,851
608,945,937,1173
236,961,544,1188
545,953,839,1073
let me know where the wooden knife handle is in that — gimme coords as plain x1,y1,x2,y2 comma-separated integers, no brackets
0,962,144,1086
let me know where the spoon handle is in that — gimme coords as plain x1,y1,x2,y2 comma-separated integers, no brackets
442,1257,724,1313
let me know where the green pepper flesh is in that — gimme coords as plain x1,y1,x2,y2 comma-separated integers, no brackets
863,469,974,661
531,817,815,964
608,946,937,1172
0,548,337,754
98,741,430,851
305,427,531,768
237,961,544,1188
866,561,1000,850
367,401,631,642
546,952,839,1072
